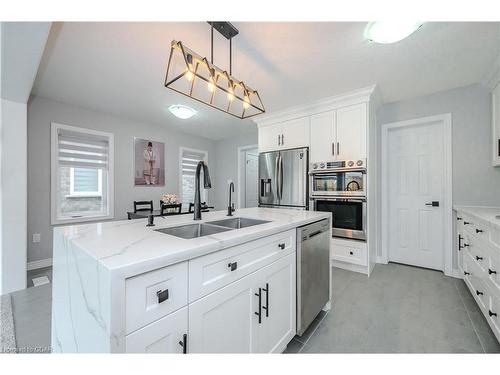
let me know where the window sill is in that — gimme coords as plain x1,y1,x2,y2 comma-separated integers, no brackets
65,194,103,199
52,213,113,226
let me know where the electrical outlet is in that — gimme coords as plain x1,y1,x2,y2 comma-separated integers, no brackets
32,233,41,243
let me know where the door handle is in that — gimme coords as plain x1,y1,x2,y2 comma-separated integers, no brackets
275,155,280,199
262,283,269,318
178,333,187,354
156,289,169,304
227,262,237,271
425,201,440,207
278,154,283,199
255,288,262,324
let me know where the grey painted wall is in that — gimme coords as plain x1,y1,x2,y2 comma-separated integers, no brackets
212,131,259,211
377,84,500,207
27,96,217,263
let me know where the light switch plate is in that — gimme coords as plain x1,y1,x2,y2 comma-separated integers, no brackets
32,233,41,243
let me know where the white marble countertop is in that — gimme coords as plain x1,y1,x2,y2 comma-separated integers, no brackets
54,207,330,277
454,205,500,230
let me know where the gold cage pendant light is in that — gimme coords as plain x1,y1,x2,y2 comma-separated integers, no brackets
164,22,265,119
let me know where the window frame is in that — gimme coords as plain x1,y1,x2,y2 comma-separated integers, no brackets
179,146,209,207
51,122,114,225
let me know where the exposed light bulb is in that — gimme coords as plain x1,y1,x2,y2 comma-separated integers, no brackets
185,54,194,81
207,78,215,92
185,70,194,81
243,95,250,109
227,85,234,101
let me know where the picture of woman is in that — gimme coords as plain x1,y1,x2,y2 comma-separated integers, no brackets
134,138,165,186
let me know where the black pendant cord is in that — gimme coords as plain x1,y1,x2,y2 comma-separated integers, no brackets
229,37,232,76
210,24,214,64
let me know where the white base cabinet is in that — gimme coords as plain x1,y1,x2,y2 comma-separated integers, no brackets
124,229,297,353
189,253,296,353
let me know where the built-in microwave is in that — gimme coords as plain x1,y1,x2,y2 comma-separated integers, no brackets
310,196,366,241
310,159,366,197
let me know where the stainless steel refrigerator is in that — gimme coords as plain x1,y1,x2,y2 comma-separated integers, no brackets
258,147,308,209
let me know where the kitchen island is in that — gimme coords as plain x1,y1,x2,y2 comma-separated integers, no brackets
51,207,331,353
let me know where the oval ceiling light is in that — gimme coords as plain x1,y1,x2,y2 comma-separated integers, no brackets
168,104,196,119
365,22,423,44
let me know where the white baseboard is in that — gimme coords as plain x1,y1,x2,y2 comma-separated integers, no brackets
27,258,52,271
331,260,368,275
376,256,388,264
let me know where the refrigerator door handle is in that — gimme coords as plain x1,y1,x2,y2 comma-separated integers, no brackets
275,154,280,200
279,154,284,199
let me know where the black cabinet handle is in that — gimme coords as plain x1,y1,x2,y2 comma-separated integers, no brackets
278,243,285,250
489,268,497,275
458,235,463,251
277,134,280,146
281,134,284,145
476,290,484,296
227,262,237,271
489,310,498,318
457,217,463,221
464,221,470,225
262,283,269,318
349,251,354,255
156,289,169,304
464,271,470,276
476,229,483,233
476,256,483,261
178,333,187,354
255,288,262,324
425,201,440,207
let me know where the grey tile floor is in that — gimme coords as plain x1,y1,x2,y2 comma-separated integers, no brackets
285,263,500,353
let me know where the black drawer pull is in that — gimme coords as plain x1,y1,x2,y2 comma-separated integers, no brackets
489,268,497,275
457,217,463,221
464,271,470,276
464,221,470,225
178,333,187,354
476,229,483,233
262,283,269,318
463,243,469,248
476,290,484,296
458,234,463,250
228,262,237,271
255,288,262,324
489,310,498,318
278,243,285,250
349,251,354,255
156,289,169,304
476,256,483,261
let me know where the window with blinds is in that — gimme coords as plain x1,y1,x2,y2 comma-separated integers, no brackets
51,123,114,224
180,147,208,207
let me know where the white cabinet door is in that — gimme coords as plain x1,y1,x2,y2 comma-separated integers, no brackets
310,111,335,162
188,271,260,353
257,253,296,353
492,83,500,167
335,103,367,160
281,117,310,150
258,124,282,153
126,307,187,353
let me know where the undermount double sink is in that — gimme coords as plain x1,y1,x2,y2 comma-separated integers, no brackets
155,217,271,239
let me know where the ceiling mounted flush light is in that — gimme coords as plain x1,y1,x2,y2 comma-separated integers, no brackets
164,22,265,119
168,104,196,119
365,22,423,44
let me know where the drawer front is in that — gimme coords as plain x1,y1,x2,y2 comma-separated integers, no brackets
126,306,188,353
487,294,500,338
463,233,487,273
189,229,296,302
464,255,489,311
487,249,500,292
331,243,367,266
126,261,188,334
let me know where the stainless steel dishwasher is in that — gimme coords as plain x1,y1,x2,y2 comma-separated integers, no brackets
296,218,330,336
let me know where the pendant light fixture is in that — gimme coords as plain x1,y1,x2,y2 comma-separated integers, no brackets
164,22,265,119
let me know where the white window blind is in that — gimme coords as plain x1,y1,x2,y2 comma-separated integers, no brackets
180,148,208,207
51,123,114,224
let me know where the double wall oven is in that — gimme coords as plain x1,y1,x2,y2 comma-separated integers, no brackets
309,159,367,241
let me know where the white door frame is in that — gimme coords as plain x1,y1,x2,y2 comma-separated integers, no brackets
380,114,453,276
237,144,259,209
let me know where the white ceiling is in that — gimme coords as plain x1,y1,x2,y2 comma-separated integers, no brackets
32,22,500,140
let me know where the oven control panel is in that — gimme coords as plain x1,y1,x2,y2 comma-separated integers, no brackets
311,159,365,171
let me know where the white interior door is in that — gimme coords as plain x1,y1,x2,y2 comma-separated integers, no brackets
387,120,445,270
245,152,259,208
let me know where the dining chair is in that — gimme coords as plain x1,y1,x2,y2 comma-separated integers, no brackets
133,200,153,213
160,203,182,216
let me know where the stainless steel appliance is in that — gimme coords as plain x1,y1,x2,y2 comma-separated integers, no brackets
310,159,366,197
310,159,367,241
310,196,366,241
259,147,308,209
296,218,330,336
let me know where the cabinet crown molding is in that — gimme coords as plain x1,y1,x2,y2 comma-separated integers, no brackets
254,84,380,128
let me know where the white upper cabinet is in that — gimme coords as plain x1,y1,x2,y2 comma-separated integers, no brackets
335,103,367,161
310,111,335,162
492,83,500,167
258,117,310,153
